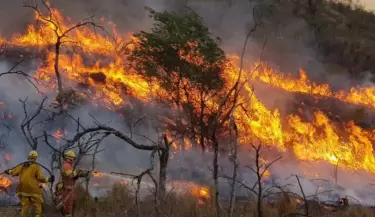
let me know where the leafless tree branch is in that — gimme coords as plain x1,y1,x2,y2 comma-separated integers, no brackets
20,97,48,150
0,58,42,93
23,0,107,94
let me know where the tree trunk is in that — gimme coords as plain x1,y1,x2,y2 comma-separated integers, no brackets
308,0,318,15
54,38,63,94
199,95,206,152
159,136,170,199
228,122,238,217
212,134,220,217
255,148,263,217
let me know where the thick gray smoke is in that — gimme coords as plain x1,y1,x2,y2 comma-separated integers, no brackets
0,0,374,206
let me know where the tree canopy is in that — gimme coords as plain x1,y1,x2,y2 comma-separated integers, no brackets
129,7,229,151
129,7,227,94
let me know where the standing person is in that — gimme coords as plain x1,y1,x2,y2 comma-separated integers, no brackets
55,151,89,217
4,150,54,217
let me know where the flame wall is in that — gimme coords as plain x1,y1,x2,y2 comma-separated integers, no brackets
0,0,375,204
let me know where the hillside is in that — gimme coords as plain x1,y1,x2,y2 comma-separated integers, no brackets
1,1,375,217
289,0,375,80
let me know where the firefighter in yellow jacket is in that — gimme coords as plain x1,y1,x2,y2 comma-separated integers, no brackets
4,151,54,217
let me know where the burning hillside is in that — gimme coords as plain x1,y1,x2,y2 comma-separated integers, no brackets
0,1,375,189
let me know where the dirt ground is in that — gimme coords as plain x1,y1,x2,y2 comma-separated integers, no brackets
0,207,19,217
0,205,60,217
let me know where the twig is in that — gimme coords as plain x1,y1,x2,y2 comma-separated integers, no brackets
20,97,48,150
295,175,309,216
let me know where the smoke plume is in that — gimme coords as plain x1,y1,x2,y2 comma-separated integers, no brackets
0,0,374,206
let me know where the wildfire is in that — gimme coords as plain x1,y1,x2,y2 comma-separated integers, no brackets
0,176,11,188
169,180,212,200
93,172,104,178
250,66,375,109
1,6,375,176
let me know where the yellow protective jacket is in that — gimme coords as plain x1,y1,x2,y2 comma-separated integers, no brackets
9,162,49,202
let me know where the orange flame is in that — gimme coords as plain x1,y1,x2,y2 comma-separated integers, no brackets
0,176,11,188
93,172,104,178
193,187,210,199
251,66,375,109
1,6,375,175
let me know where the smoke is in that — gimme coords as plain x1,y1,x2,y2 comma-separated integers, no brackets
0,0,374,206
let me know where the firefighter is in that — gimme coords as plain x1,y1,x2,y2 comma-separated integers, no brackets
3,150,54,217
56,151,89,217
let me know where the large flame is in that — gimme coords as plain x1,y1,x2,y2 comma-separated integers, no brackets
251,67,375,109
1,7,375,175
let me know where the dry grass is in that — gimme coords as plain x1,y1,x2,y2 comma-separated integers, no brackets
1,183,375,216
36,184,375,217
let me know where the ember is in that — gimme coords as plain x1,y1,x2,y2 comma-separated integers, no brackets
93,172,104,178
52,129,64,144
4,153,11,161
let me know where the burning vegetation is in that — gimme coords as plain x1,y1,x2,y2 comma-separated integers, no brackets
0,2,373,175
1,0,375,216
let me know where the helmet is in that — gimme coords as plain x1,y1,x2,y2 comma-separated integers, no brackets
28,150,38,159
64,151,76,160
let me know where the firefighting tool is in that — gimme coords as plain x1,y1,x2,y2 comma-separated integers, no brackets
3,161,53,177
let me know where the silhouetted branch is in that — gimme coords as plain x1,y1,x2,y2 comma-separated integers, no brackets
0,58,41,92
23,0,106,94
20,97,48,150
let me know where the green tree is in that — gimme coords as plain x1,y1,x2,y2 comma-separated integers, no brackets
129,7,227,152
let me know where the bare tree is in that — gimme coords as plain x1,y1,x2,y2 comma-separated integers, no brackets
111,150,158,217
209,4,264,216
249,144,282,217
53,115,177,205
42,115,109,215
23,0,105,95
221,143,282,217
